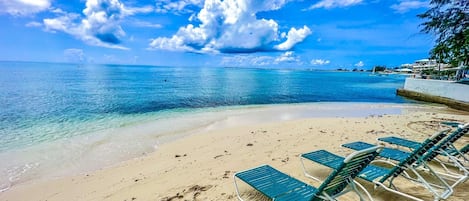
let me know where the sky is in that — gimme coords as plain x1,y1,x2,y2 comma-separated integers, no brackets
0,0,435,69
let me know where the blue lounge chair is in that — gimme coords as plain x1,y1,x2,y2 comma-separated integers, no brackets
378,123,469,165
302,129,451,201
379,124,469,192
378,123,468,149
234,146,382,201
342,141,412,162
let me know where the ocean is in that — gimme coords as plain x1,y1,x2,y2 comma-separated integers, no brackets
0,61,411,191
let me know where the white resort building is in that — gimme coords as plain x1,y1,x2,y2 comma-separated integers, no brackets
399,59,451,73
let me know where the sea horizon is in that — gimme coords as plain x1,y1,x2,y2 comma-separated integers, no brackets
0,60,378,71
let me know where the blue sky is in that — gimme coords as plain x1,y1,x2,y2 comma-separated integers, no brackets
0,0,434,69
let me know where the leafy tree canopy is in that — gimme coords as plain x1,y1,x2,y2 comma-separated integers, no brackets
419,0,469,66
373,65,387,72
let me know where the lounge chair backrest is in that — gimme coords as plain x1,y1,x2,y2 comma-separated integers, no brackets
379,129,450,183
313,146,382,200
419,124,469,163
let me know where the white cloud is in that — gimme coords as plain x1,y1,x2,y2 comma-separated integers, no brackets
129,6,154,14
43,0,153,49
149,0,311,54
251,56,275,66
311,59,330,65
221,51,302,66
64,48,85,63
275,51,300,63
155,0,204,14
44,13,80,33
308,0,362,9
51,8,66,14
275,26,312,51
391,0,428,13
221,55,248,66
221,55,274,66
26,21,42,27
130,20,162,28
355,61,364,67
0,0,51,16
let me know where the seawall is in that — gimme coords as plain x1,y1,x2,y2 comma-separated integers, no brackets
397,78,469,112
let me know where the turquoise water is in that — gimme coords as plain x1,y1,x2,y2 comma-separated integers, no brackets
0,62,408,151
0,61,411,190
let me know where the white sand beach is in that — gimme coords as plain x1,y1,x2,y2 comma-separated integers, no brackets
0,103,468,201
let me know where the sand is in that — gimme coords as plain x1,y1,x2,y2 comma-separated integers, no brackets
1,104,468,201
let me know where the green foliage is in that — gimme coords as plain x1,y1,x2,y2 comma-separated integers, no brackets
419,0,469,65
373,65,386,72
421,68,455,79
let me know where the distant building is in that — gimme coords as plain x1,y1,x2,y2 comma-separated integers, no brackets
411,59,450,73
397,59,451,73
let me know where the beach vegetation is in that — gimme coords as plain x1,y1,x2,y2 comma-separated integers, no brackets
422,68,456,80
373,65,387,72
418,0,469,66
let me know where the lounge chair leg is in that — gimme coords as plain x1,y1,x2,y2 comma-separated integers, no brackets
351,180,374,201
430,157,469,188
233,174,246,201
318,192,338,201
300,156,322,181
424,163,456,199
374,182,424,201
410,165,453,200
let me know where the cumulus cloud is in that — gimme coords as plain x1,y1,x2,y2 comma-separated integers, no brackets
0,0,51,16
308,0,362,9
149,0,311,54
355,61,364,67
391,0,428,13
43,0,153,49
311,59,330,65
275,26,312,51
44,13,80,33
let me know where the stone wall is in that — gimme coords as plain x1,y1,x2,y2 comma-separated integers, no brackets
404,78,469,102
398,78,469,112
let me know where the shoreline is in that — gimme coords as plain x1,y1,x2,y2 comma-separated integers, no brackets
0,102,425,188
1,102,468,200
